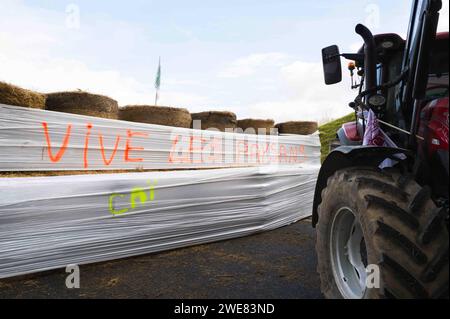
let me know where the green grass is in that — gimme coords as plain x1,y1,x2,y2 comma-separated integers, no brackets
319,113,355,163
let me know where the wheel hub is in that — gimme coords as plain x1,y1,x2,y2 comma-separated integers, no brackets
330,207,368,299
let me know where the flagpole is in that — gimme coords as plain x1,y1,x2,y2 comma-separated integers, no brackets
155,56,161,106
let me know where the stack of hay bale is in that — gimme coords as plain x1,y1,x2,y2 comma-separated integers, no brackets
274,121,318,135
45,91,194,129
119,105,191,128
0,82,120,120
46,91,119,119
0,82,194,128
191,111,236,131
1,82,319,178
1,81,318,136
237,118,275,135
0,82,46,109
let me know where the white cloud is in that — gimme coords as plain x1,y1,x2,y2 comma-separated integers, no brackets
218,52,289,78
173,24,198,41
245,61,355,123
0,0,209,108
0,38,209,108
349,42,363,53
0,48,209,107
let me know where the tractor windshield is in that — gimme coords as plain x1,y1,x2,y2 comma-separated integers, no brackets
427,33,449,98
394,0,443,131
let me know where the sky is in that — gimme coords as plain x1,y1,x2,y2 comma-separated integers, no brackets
0,0,448,123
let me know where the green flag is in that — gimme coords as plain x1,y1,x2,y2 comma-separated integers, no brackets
154,57,161,105
155,58,161,90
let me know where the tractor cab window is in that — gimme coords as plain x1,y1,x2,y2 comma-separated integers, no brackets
384,51,405,126
396,0,442,129
427,35,449,98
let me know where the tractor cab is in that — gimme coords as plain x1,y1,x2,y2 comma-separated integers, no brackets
332,30,448,149
334,33,408,146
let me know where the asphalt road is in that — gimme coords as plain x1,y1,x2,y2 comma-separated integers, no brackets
0,218,322,299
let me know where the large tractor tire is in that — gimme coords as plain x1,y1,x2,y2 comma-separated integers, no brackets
316,167,449,299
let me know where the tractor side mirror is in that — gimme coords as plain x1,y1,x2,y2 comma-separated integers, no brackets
322,45,342,85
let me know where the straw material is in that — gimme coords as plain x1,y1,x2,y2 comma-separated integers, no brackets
119,105,192,128
45,91,119,119
0,82,45,109
237,118,275,135
191,111,237,132
275,121,318,135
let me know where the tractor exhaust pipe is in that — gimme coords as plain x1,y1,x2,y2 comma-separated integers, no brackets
355,24,377,96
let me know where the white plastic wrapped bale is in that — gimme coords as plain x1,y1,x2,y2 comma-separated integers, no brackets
0,103,321,171
0,165,318,278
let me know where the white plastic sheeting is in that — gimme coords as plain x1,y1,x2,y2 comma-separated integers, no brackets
0,104,321,171
0,165,318,278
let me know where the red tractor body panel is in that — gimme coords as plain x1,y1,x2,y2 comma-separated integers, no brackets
418,97,449,157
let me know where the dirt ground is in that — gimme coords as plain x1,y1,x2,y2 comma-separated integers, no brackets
0,218,322,299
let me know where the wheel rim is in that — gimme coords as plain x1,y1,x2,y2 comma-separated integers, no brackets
330,207,368,299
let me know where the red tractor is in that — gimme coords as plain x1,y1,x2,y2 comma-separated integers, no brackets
313,0,448,298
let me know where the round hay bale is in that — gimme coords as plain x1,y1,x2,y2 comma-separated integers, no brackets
119,105,192,128
275,121,318,135
237,118,275,135
45,91,119,119
0,82,45,109
191,111,237,132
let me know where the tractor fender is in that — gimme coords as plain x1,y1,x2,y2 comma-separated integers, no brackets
311,145,411,227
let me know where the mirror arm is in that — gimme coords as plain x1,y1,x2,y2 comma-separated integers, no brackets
341,53,365,62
